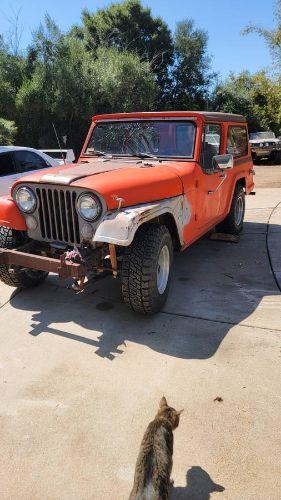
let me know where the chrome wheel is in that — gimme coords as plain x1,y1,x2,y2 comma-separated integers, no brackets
234,195,244,226
157,245,170,294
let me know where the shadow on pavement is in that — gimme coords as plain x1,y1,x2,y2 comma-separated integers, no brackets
170,466,225,500
9,222,281,361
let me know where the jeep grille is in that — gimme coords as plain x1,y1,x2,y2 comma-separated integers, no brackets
36,187,80,245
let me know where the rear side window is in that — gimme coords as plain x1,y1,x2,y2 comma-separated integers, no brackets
13,150,49,173
0,153,15,176
227,127,248,158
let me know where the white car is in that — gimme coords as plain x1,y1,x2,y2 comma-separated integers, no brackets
0,146,60,197
40,149,75,165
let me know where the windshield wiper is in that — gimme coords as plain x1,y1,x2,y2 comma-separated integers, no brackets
91,150,113,158
132,152,159,159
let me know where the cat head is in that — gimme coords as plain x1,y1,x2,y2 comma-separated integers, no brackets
157,396,184,430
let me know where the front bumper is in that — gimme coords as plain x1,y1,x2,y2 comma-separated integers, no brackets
0,243,116,280
251,148,271,158
0,247,87,279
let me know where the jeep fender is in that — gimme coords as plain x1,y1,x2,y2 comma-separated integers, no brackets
94,195,191,247
0,196,27,231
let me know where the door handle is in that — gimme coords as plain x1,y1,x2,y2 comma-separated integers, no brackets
208,173,227,195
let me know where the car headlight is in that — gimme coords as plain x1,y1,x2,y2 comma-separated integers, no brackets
77,193,101,221
16,187,37,213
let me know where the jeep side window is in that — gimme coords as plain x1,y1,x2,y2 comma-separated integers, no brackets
201,124,221,170
0,153,15,176
227,127,248,157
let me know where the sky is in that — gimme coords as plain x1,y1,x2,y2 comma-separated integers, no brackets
0,0,276,79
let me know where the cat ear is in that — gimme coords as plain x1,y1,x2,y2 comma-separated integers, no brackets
176,409,184,416
159,396,168,409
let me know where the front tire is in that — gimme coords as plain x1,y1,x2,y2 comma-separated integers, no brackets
217,185,245,235
0,226,48,288
121,224,173,314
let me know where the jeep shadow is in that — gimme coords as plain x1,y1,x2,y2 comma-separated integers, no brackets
9,220,281,361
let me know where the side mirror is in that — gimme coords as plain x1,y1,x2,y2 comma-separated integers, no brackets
212,154,234,170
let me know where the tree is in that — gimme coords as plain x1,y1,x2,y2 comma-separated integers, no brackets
212,71,281,134
251,72,281,134
0,4,219,149
243,0,281,72
0,118,17,145
74,0,173,97
91,47,156,113
212,72,260,129
168,20,215,110
16,16,157,152
0,36,24,119
3,6,24,57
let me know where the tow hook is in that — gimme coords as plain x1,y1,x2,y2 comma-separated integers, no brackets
65,248,87,293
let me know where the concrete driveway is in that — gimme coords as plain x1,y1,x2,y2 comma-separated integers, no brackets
0,168,281,500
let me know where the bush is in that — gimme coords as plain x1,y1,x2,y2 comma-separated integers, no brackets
0,118,17,145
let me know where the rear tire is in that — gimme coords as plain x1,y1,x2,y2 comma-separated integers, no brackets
0,226,48,288
217,185,245,235
121,224,173,314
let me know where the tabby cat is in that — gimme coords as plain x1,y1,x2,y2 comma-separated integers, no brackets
129,397,183,500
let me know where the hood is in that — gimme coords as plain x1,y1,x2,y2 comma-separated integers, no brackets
250,138,280,144
12,158,186,210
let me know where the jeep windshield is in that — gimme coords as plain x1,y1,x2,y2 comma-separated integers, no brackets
84,120,196,159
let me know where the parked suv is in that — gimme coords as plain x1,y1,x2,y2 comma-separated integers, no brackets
249,131,281,164
0,112,254,314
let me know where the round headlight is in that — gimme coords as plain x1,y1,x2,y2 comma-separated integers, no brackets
77,193,101,221
16,187,37,213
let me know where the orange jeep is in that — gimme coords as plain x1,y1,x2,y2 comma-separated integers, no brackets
0,112,255,314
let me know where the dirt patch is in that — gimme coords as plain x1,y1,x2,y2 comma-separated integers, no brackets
254,165,281,188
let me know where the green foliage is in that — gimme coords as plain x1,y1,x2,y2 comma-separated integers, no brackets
212,71,281,134
0,0,279,152
169,20,215,109
91,47,156,113
78,0,173,93
251,72,281,133
0,117,17,145
16,20,97,150
0,37,25,118
15,16,156,152
212,72,260,129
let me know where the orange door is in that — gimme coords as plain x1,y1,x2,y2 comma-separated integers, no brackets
180,163,225,245
195,124,225,230
196,167,225,229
